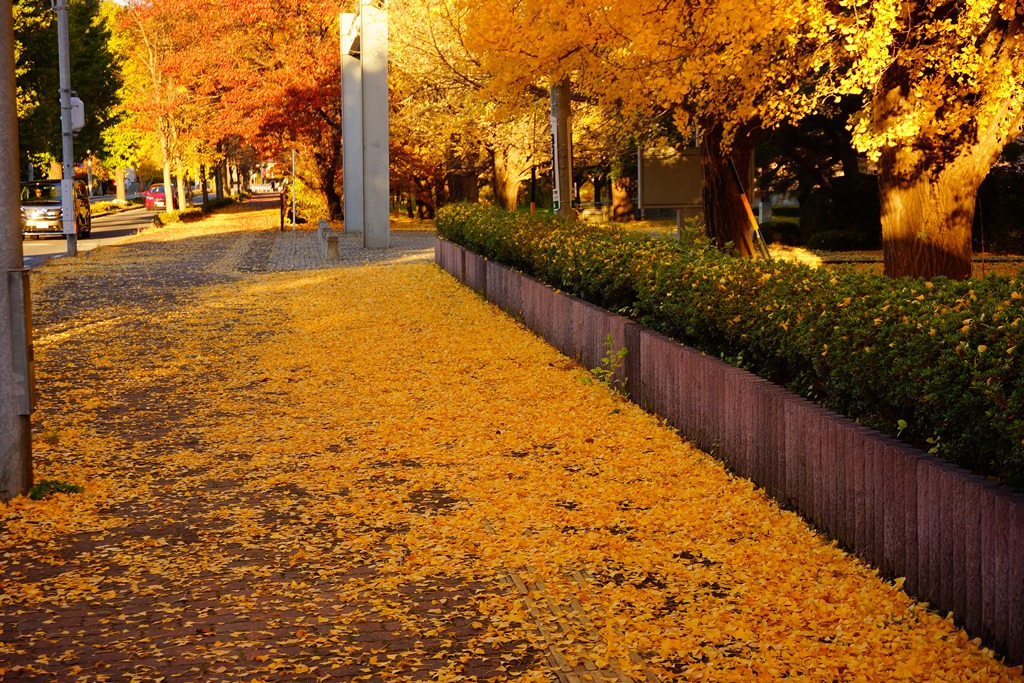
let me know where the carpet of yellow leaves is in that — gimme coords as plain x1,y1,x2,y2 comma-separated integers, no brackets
1,204,1021,681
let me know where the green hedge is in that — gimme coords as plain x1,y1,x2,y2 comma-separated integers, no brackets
152,207,204,226
436,203,1024,487
201,197,237,212
152,198,237,227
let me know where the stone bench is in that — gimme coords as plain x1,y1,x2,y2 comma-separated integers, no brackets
317,219,340,261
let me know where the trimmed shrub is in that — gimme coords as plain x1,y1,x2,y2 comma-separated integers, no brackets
436,203,1024,487
760,220,802,246
807,229,868,251
800,173,882,247
153,207,204,226
771,205,800,219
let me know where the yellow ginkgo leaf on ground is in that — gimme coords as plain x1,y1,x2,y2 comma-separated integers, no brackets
0,201,1020,683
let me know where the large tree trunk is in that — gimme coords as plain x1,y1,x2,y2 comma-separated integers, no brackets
412,176,435,218
491,147,526,211
873,84,1019,279
878,148,981,279
313,129,344,220
316,150,344,220
176,165,188,210
611,177,633,222
701,121,757,257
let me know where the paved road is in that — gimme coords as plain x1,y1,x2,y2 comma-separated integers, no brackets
21,207,155,269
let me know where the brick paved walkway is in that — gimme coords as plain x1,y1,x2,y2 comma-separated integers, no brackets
0,199,655,683
266,229,435,272
3,198,1019,683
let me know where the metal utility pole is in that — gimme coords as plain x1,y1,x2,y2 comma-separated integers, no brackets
56,0,77,256
550,78,573,218
291,149,296,228
1,0,34,499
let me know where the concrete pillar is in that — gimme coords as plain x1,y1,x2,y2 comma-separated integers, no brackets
0,0,33,500
360,0,389,249
340,13,363,235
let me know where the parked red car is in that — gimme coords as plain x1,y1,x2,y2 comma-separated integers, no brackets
143,184,178,211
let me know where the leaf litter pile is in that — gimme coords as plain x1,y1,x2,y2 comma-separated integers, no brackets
1,201,1021,682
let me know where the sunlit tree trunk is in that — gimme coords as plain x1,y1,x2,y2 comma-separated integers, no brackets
878,160,976,279
701,121,756,256
611,177,633,222
175,164,187,210
490,146,529,211
115,168,126,203
873,81,1023,279
160,128,173,215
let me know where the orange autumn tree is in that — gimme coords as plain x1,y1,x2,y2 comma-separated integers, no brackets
196,0,348,217
112,0,195,212
818,1,1024,279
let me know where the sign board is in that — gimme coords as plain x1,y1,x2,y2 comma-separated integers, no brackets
70,97,84,133
638,146,703,210
550,119,560,210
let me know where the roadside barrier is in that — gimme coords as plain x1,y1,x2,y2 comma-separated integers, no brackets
435,236,1024,666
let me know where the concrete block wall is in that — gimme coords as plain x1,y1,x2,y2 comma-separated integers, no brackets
436,237,1024,664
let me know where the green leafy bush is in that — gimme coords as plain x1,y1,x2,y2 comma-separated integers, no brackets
436,203,1024,486
153,207,205,226
807,229,868,251
29,479,84,500
201,197,237,213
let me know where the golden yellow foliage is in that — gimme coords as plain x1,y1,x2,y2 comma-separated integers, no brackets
1,206,1021,680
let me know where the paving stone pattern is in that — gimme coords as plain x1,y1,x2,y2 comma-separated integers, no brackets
0,201,649,683
266,230,435,272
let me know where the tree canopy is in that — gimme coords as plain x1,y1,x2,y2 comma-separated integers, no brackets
14,0,120,172
461,0,1024,277
14,0,1024,277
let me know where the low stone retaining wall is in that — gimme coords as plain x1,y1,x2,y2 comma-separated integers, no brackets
436,236,1024,665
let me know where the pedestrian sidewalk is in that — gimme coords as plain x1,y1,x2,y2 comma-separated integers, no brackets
266,228,435,271
1,198,1020,683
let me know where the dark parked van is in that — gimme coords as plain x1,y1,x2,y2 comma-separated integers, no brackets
20,180,92,239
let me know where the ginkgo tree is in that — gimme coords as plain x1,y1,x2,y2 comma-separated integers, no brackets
462,0,829,256
110,0,198,211
464,0,1024,278
389,0,547,211
817,0,1024,278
